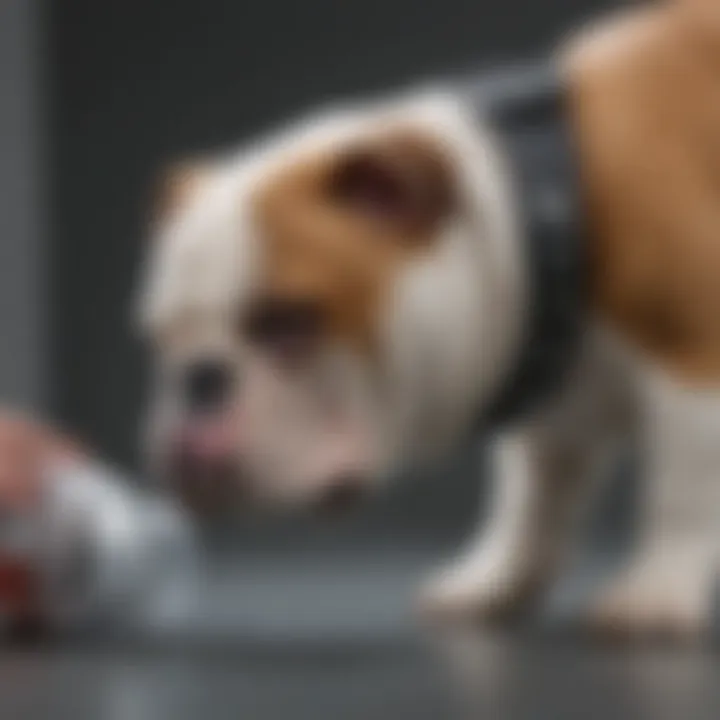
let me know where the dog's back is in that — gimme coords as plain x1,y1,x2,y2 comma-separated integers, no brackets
567,4,720,382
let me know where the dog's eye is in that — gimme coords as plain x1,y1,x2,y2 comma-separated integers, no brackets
242,298,323,362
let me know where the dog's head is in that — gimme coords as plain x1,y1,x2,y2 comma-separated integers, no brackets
137,91,523,517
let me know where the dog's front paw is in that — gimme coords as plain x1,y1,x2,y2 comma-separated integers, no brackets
419,548,547,624
586,547,716,643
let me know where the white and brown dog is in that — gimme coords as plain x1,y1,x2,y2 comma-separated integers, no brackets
138,0,720,639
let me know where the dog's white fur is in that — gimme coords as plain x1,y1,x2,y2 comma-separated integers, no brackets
139,87,720,637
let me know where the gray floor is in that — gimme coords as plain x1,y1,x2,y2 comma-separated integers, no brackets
3,619,720,720
2,543,720,720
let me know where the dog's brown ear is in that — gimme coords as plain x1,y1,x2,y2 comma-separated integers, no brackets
328,131,457,238
152,160,211,222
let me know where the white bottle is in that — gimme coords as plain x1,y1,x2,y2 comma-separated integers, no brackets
0,457,198,638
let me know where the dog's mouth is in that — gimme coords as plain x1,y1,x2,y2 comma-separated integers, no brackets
165,414,244,516
160,408,374,519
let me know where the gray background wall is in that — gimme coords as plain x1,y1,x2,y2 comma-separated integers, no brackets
0,0,44,410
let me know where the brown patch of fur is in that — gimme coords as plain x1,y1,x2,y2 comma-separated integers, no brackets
250,130,455,353
153,161,211,223
566,6,720,383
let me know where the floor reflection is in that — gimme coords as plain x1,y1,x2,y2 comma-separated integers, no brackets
429,625,720,720
2,626,720,720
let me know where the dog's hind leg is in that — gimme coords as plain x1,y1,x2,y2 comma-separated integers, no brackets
586,368,720,641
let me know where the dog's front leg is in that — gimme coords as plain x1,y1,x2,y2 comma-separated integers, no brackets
422,337,633,623
421,428,596,621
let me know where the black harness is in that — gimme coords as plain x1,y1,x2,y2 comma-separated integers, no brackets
460,62,588,427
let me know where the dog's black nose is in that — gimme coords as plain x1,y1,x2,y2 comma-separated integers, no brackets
183,360,233,411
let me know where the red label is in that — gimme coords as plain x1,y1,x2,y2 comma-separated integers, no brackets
0,553,42,620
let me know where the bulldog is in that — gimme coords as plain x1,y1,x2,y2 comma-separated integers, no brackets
137,0,720,638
